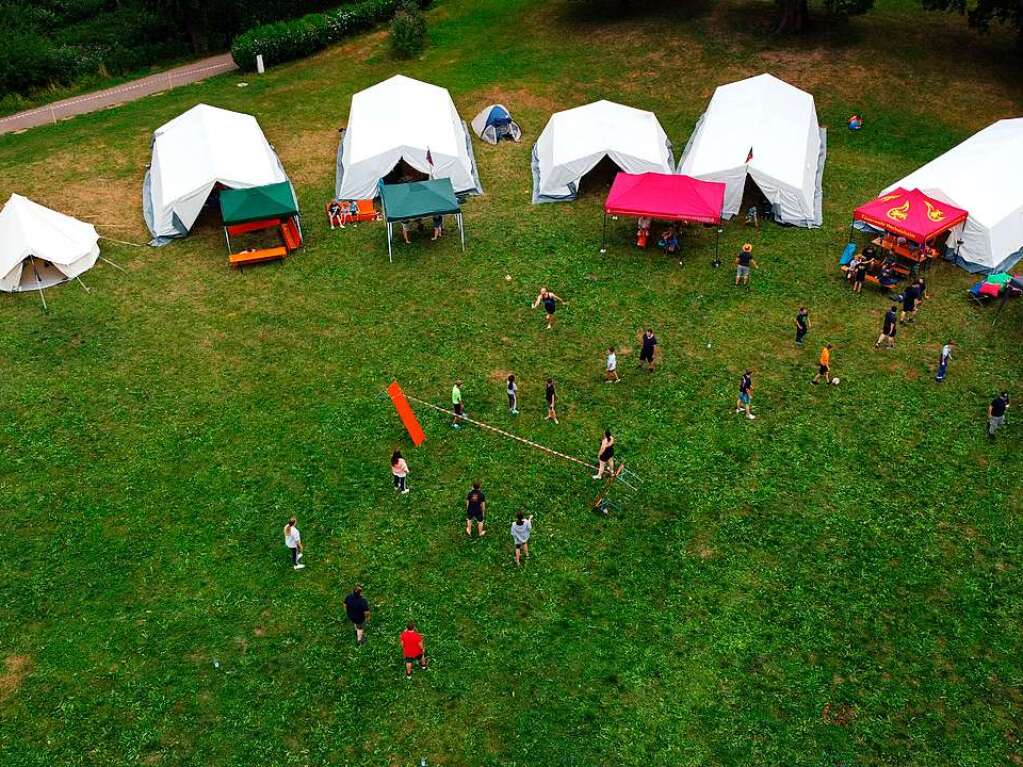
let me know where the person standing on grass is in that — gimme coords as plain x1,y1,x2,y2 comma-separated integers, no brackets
511,513,533,566
400,622,427,678
605,346,621,383
431,214,444,241
875,304,898,349
507,374,518,416
988,391,1010,440
344,585,370,645
532,288,564,330
592,430,616,479
795,307,810,347
639,329,658,372
545,377,559,424
735,369,755,420
283,517,305,570
853,255,868,294
900,281,920,324
935,340,954,382
735,243,757,287
812,343,833,385
451,379,464,429
391,450,410,494
465,482,486,537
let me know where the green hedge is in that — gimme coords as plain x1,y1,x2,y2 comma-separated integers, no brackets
231,0,432,71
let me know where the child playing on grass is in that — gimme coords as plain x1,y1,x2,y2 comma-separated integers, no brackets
605,347,620,383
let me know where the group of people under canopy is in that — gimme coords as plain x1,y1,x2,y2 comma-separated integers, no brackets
842,187,969,290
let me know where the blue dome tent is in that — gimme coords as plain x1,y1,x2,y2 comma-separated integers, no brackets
471,103,522,145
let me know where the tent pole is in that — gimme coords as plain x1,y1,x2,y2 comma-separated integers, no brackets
224,227,232,254
458,213,465,252
75,276,91,293
29,256,47,311
387,222,393,263
600,211,607,254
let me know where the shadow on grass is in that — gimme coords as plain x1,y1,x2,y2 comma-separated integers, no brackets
557,0,716,26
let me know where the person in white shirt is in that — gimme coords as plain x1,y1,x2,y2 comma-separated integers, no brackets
935,340,954,382
283,517,304,570
604,346,620,383
511,513,533,566
391,450,410,494
506,374,518,416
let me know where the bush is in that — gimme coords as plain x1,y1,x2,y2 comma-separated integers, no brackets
231,0,431,71
390,1,427,58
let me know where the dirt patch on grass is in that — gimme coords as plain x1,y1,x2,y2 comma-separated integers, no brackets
822,702,856,725
273,128,338,188
0,655,32,702
466,87,559,116
489,369,512,382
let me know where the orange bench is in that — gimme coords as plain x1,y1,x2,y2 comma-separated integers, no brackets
226,218,280,237
280,218,302,251
229,246,287,268
326,200,378,224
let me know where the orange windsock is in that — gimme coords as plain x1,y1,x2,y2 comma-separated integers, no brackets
387,381,426,447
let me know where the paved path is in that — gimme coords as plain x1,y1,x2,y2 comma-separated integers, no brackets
0,54,238,136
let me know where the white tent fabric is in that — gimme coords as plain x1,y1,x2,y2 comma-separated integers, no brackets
0,194,100,292
143,104,289,241
335,75,481,200
882,118,1023,274
678,74,825,227
531,100,673,203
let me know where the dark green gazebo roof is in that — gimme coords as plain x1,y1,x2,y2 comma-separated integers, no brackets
379,179,461,222
219,181,299,225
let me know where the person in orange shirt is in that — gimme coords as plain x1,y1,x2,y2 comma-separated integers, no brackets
812,343,833,385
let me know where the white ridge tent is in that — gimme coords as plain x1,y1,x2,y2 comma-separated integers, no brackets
0,194,100,293
335,75,482,200
143,104,291,243
678,73,826,227
531,100,674,203
881,118,1023,274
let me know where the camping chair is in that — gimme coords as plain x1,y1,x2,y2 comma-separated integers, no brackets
839,243,856,266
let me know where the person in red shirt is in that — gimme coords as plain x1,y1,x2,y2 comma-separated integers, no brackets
400,621,427,678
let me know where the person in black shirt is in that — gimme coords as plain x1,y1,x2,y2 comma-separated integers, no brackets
465,482,486,537
875,304,898,349
639,329,658,372
794,308,810,346
735,369,755,420
900,283,920,323
735,243,757,287
545,377,558,424
988,392,1010,439
532,287,564,330
344,585,371,645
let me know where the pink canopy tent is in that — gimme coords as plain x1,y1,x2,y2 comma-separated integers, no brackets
601,172,726,252
853,187,968,244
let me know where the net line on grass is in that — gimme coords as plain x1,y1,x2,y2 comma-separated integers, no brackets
401,392,640,491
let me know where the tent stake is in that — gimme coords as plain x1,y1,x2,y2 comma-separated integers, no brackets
600,211,607,254
458,213,465,252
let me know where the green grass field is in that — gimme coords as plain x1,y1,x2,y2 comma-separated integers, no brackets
1,0,1022,764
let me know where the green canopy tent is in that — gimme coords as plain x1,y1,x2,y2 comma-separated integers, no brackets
219,181,301,253
378,179,465,262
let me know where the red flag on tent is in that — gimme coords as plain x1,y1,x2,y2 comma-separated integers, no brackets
426,147,434,167
745,146,754,163
387,380,426,446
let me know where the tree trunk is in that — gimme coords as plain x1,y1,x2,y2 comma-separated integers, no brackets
775,0,810,33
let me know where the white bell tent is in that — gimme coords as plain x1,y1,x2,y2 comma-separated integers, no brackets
881,118,1023,274
531,100,674,203
678,74,826,227
143,104,291,243
0,194,100,294
335,75,482,201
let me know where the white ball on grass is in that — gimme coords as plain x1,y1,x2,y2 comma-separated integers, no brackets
831,378,841,386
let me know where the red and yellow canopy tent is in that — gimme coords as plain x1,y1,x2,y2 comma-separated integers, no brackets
852,187,968,267
601,172,726,253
